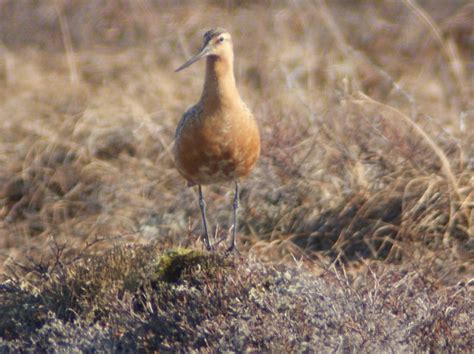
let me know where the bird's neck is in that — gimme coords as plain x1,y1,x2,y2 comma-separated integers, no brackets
201,55,240,109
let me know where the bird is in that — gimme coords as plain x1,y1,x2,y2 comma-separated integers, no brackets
173,28,260,253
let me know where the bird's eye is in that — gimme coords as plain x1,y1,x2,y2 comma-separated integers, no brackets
218,37,224,43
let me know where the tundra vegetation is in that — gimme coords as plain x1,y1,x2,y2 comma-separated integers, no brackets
0,1,472,352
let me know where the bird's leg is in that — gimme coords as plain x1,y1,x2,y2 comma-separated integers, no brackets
198,185,212,250
227,181,240,253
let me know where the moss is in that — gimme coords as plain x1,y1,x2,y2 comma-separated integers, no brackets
149,248,231,283
1,244,473,352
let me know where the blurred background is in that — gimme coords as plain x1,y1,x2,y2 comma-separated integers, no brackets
0,0,472,281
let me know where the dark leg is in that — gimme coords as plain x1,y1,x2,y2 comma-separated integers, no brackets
198,185,212,250
227,181,240,253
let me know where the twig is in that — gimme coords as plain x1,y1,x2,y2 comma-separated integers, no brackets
317,0,417,116
53,0,80,84
354,92,469,246
402,0,468,108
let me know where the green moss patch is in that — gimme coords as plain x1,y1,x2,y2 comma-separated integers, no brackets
150,248,231,283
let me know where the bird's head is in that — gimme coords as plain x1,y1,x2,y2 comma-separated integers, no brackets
175,28,233,72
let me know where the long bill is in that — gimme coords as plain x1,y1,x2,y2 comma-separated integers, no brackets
175,46,210,72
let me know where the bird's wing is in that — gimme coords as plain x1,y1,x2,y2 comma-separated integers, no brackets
175,104,202,139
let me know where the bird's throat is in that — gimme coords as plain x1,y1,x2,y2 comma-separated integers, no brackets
201,56,240,109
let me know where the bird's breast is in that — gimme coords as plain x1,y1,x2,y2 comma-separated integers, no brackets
174,107,260,186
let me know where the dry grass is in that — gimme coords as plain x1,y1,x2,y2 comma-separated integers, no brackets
1,244,473,352
0,0,473,351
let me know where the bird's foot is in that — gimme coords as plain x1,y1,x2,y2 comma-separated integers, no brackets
224,242,240,257
201,234,213,251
